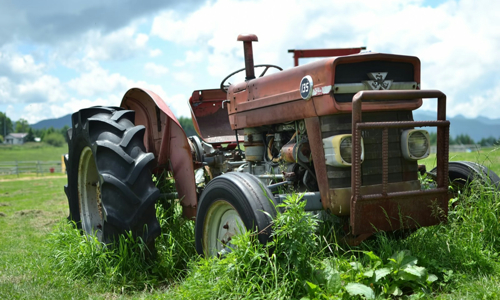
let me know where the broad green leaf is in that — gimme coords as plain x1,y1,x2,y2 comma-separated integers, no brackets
404,265,426,278
387,284,403,296
427,274,438,283
398,270,420,282
363,269,374,278
364,251,381,262
374,268,391,282
400,255,418,268
325,271,342,294
345,283,375,300
306,281,319,290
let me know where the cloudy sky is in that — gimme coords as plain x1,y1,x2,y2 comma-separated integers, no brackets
0,0,498,124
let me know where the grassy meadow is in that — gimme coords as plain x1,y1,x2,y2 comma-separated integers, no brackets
0,142,67,162
1,144,500,299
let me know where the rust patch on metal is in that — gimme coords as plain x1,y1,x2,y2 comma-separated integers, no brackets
96,181,103,222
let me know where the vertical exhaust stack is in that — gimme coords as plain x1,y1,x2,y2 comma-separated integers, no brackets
237,34,258,81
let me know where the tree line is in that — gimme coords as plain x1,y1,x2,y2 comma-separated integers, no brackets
0,112,197,147
2,111,498,148
427,132,498,147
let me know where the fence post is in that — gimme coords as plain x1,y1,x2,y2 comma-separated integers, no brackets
16,160,18,177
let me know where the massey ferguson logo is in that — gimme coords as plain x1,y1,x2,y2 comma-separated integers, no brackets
364,72,393,90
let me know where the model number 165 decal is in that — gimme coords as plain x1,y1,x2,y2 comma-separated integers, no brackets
300,75,313,100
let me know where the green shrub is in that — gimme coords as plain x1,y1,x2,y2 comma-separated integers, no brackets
43,132,65,147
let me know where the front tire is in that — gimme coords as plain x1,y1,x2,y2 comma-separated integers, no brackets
431,161,500,194
64,106,160,245
195,172,277,257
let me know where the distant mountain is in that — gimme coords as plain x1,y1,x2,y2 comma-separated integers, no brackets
29,110,500,143
31,114,71,130
414,110,500,142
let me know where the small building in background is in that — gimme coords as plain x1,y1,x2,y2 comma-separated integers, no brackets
4,133,28,145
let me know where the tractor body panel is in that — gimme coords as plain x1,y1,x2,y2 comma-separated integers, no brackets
227,53,422,130
121,88,198,218
189,89,241,144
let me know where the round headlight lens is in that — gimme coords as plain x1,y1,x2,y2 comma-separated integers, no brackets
340,136,352,163
408,131,429,158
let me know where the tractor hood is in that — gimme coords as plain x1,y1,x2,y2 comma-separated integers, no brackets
227,52,422,130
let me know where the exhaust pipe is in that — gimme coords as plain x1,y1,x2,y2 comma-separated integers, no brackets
237,33,258,81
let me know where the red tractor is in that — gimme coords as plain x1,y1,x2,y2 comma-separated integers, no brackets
64,34,499,256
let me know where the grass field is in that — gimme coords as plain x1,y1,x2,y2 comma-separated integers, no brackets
422,147,500,173
0,142,67,162
1,145,500,299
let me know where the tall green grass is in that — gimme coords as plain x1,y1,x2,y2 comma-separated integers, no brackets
46,175,500,299
49,200,196,293
18,151,498,299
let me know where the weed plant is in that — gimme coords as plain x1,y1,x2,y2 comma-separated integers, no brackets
48,169,500,299
48,173,196,294
50,222,163,292
168,195,438,299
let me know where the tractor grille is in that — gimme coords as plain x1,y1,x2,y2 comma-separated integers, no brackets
334,61,415,103
320,111,418,189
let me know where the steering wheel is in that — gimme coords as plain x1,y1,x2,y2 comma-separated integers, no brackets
220,64,283,93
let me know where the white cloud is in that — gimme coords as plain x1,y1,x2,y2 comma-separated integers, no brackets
9,54,45,76
451,85,500,119
0,77,13,101
151,0,500,118
67,67,133,97
149,48,162,57
185,50,204,64
173,71,195,86
21,96,120,124
46,24,151,73
84,26,149,61
135,33,149,46
144,62,169,76
0,50,46,79
17,75,66,103
65,65,190,118
162,93,191,118
2,0,500,125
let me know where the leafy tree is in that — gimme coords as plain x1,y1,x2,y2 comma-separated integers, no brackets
43,132,65,147
454,134,474,145
479,136,499,147
0,112,13,137
178,117,197,137
39,127,56,141
15,118,30,133
60,125,70,136
429,132,437,145
26,128,35,142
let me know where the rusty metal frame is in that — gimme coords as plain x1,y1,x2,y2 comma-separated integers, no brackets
351,90,450,235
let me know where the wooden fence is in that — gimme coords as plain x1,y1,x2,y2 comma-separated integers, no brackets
0,160,64,176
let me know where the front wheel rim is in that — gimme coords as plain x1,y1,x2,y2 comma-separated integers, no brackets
78,146,103,241
203,200,246,257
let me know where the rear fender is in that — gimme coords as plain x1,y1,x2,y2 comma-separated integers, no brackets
121,88,197,218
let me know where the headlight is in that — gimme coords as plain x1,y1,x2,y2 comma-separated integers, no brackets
401,129,430,160
323,134,364,167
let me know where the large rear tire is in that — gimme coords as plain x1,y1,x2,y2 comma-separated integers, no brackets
64,106,160,245
195,172,277,257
